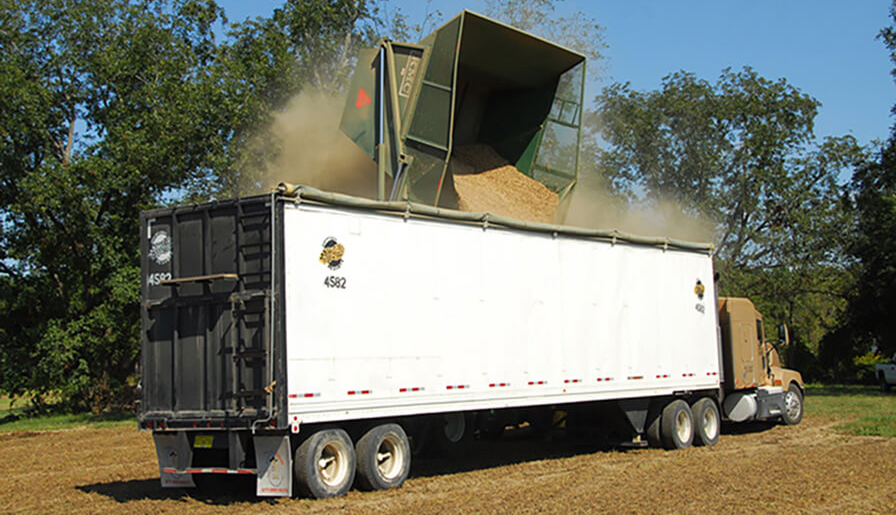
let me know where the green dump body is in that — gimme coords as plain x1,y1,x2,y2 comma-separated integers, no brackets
340,10,586,208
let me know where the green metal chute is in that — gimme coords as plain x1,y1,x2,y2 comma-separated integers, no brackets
340,10,586,210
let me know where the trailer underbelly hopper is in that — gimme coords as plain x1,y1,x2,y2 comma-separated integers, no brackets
138,10,804,499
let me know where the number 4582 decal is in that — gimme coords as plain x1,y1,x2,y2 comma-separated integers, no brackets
323,276,346,289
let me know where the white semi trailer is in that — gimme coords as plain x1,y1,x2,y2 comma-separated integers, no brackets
138,186,804,498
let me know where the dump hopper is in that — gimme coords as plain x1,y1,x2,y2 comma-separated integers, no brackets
340,10,585,219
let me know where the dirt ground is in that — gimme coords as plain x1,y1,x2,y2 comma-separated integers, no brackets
2,414,895,515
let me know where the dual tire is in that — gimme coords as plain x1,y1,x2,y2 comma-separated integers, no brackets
293,423,412,498
647,397,720,450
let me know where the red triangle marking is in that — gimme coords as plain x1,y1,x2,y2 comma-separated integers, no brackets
355,88,372,109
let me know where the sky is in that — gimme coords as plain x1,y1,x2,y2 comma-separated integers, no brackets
217,0,895,148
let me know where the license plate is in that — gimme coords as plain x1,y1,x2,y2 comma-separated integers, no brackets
193,435,214,449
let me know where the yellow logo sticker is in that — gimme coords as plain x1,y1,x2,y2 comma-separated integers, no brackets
319,237,345,270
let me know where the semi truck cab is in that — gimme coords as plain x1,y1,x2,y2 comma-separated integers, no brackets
718,298,804,425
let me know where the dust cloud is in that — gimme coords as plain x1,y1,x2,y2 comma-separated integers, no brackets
564,173,716,243
263,91,377,198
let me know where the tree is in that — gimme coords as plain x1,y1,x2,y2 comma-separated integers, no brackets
200,0,384,198
592,67,865,368
0,0,403,411
834,1,896,362
0,0,228,410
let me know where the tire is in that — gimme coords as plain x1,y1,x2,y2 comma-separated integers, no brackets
691,398,720,447
355,423,411,491
477,411,506,439
660,399,694,450
645,401,664,448
294,428,356,499
402,417,431,456
430,412,473,455
781,383,804,425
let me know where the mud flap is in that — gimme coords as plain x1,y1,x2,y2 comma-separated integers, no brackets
254,435,292,497
153,432,195,488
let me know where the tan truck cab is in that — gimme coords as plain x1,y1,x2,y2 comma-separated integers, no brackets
718,298,804,424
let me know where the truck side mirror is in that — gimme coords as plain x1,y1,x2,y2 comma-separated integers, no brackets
777,324,789,346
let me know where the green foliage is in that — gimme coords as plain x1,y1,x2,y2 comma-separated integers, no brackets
825,2,896,368
593,68,866,370
0,0,227,411
0,0,388,412
200,0,382,198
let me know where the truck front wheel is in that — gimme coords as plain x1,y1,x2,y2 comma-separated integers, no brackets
661,399,694,450
294,428,356,498
691,398,720,446
781,383,804,425
355,423,411,491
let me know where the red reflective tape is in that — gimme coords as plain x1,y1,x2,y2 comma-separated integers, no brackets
186,469,203,474
628,376,643,380
361,390,371,395
446,385,454,390
400,388,408,392
348,391,356,395
237,470,254,475
303,393,316,398
161,468,176,474
489,383,496,387
412,387,421,392
528,381,535,385
211,469,228,474
288,394,297,398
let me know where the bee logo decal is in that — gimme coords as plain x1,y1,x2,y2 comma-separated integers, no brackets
319,237,345,270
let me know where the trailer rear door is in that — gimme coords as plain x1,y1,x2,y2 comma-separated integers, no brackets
139,196,276,426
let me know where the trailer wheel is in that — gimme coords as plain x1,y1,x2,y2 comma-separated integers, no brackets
355,423,411,491
477,411,506,439
660,399,694,450
691,398,720,446
294,429,356,499
430,412,473,455
645,401,663,448
402,418,430,456
781,383,804,425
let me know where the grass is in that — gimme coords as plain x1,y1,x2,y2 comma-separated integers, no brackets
2,385,894,436
805,383,896,438
0,394,135,433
